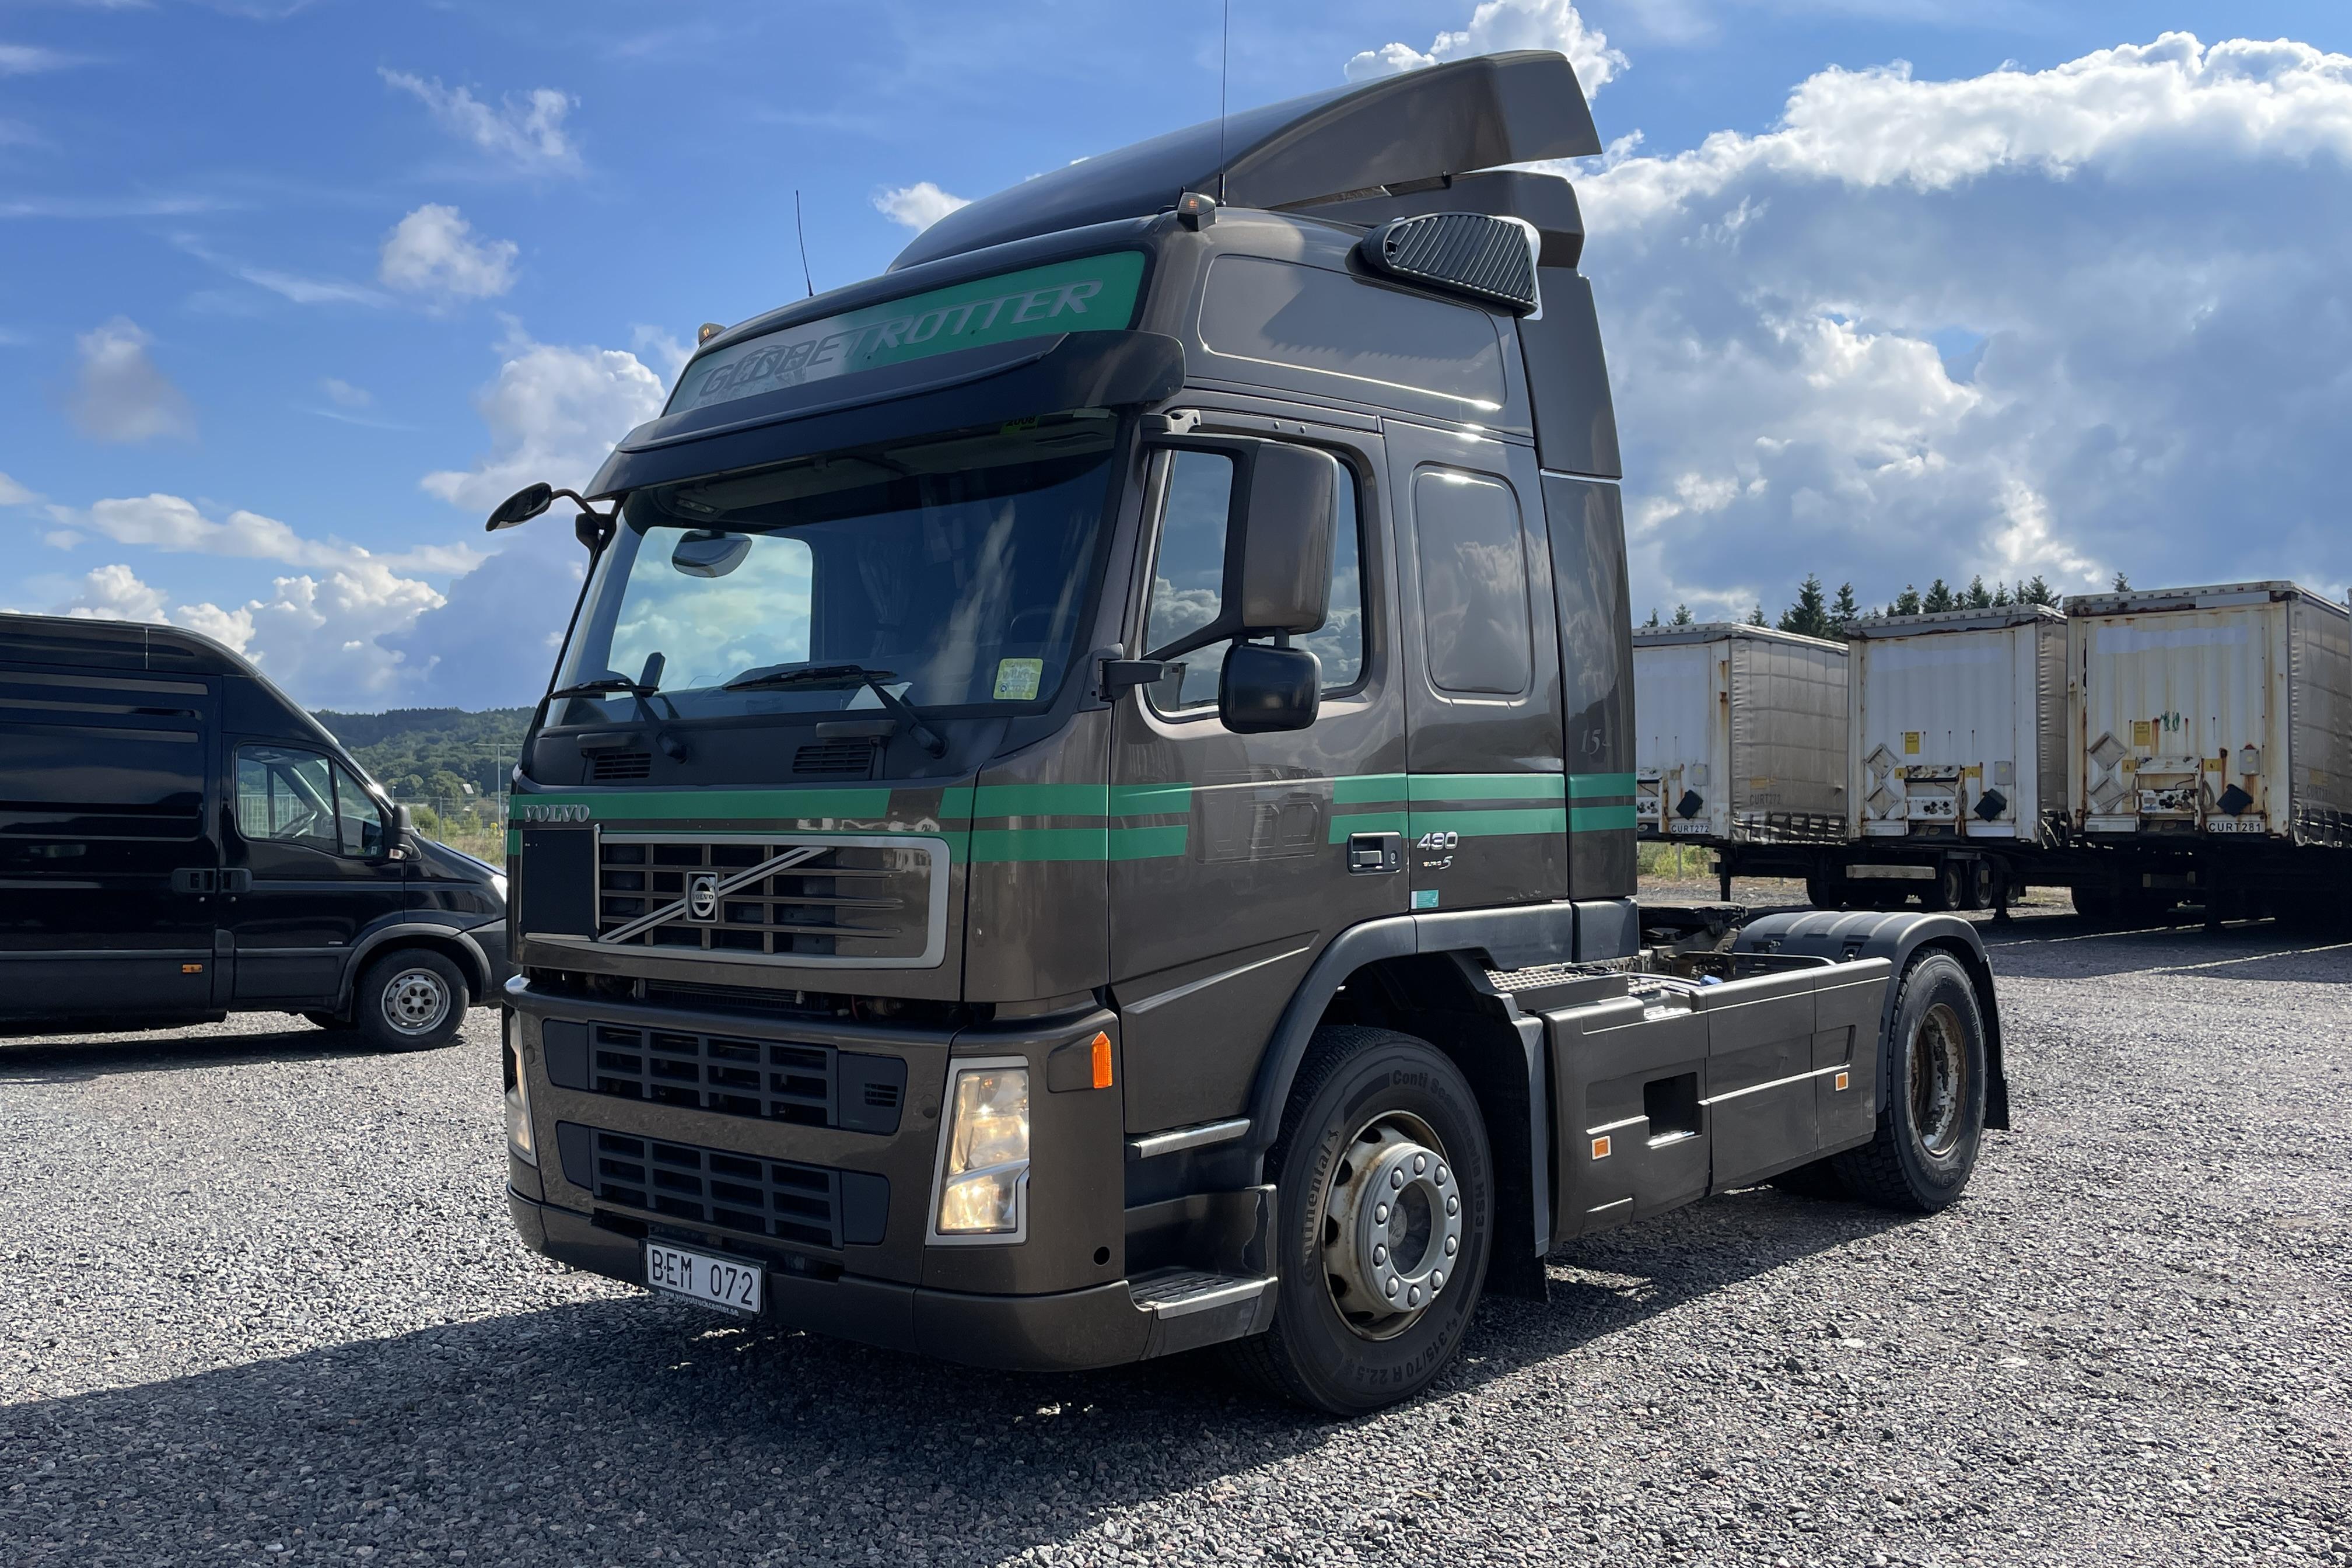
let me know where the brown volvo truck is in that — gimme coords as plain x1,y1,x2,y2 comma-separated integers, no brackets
490,51,2008,1413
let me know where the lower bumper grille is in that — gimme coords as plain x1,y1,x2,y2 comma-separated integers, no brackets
555,1123,889,1250
541,1019,906,1135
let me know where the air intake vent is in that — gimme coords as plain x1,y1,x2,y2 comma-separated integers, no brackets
592,750,653,781
793,737,880,778
594,833,946,967
1357,211,1539,314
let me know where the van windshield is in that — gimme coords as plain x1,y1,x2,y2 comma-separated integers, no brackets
550,412,1119,725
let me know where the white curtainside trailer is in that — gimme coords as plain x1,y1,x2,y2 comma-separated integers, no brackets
1633,624,1847,855
1847,606,2068,846
2066,583,2351,849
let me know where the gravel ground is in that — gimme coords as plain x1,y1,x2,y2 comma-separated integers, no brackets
4,911,2347,1567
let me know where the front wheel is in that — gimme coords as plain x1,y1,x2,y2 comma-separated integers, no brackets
355,949,469,1052
1231,1026,1494,1415
1831,953,1987,1212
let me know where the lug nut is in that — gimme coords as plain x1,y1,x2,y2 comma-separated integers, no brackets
1435,1164,1447,1186
1374,1203,1388,1224
1390,1168,1405,1190
1446,1195,1458,1216
1444,1236,1458,1256
1373,1243,1387,1265
1408,1286,1421,1307
1385,1278,1399,1298
1413,1153,1427,1174
1431,1270,1444,1290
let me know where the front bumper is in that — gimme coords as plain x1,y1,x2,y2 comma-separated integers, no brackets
509,1186,1155,1371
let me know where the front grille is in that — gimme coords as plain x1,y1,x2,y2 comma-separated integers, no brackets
557,1019,904,1133
591,750,653,781
792,737,880,778
594,834,943,965
557,1124,888,1250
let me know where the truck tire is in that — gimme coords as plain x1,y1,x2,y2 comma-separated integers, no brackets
1231,1026,1494,1415
2070,885,2118,922
1804,873,1842,911
1830,953,1986,1213
354,949,469,1052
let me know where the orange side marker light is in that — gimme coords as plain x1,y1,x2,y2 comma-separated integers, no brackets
1834,1072,1850,1091
1591,1135,1612,1160
1089,1031,1114,1090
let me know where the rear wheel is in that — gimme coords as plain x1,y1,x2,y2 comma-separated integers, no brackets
1805,873,1843,911
2071,885,2119,922
1831,953,1987,1212
1231,1026,1493,1415
355,949,468,1052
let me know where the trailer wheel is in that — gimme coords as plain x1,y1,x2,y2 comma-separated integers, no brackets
1231,1026,1493,1415
1804,873,1843,911
1831,953,1986,1213
354,949,469,1052
2070,885,2118,922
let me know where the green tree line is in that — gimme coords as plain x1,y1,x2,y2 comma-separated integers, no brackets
313,706,531,799
1644,571,2137,638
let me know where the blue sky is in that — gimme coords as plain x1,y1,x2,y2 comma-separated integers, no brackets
5,1,2349,708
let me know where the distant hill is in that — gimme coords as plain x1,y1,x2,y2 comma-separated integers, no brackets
313,706,530,799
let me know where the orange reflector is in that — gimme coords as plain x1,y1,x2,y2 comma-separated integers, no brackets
1089,1031,1114,1090
181,963,204,974
1590,1135,1612,1160
1834,1071,1850,1091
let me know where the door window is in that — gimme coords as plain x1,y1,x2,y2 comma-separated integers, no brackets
1413,468,1531,696
1143,447,1366,715
236,747,383,858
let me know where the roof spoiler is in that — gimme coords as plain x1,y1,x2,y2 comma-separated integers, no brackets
891,50,1601,272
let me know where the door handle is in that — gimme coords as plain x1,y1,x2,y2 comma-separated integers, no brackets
170,867,218,894
1345,831,1403,874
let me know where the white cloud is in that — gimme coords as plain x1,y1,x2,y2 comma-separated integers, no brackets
321,377,370,408
66,317,194,443
1549,32,2352,616
419,323,668,512
1345,0,1625,95
0,471,36,505
172,235,391,307
873,181,970,232
380,69,582,176
61,564,169,623
0,43,82,75
47,492,482,576
378,204,518,299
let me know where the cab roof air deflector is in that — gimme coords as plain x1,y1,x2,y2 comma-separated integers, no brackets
890,51,1602,272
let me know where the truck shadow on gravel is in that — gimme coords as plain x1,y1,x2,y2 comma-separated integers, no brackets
0,1027,393,1084
0,1188,1903,1565
1976,919,2352,983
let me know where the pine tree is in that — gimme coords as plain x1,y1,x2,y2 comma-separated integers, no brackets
1923,578,1957,612
1964,574,1994,609
2020,574,2056,607
1777,573,1832,638
1992,580,2013,607
2112,572,2131,592
1746,603,1768,626
1893,584,1923,616
1832,581,1860,622
1671,604,1694,625
1644,607,1661,628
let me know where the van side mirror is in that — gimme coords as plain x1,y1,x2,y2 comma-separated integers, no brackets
487,483,554,530
1220,642,1321,733
1144,438,1339,664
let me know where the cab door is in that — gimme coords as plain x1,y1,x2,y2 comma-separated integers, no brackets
1107,422,1406,1133
222,744,410,1005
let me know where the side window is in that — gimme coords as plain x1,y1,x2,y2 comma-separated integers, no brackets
1413,468,1531,695
235,746,340,855
1142,446,1367,715
334,765,386,858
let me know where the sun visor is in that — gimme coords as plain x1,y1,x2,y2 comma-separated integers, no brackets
892,51,1602,271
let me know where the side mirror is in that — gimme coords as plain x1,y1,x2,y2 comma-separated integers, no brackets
671,530,753,578
394,803,415,835
487,483,554,531
1220,642,1321,734
1144,438,1339,663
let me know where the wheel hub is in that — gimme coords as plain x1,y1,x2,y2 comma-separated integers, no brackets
1909,1000,1968,1157
1322,1117,1462,1338
383,970,450,1035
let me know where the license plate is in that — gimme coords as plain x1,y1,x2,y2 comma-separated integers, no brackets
644,1241,764,1317
2207,815,2266,834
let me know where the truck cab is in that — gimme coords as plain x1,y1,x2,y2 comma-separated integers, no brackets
497,50,2006,1412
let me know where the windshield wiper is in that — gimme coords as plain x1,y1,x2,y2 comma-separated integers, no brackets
547,676,651,702
723,663,946,757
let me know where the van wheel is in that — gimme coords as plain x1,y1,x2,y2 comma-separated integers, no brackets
355,950,468,1052
1831,953,1986,1212
1230,1026,1493,1415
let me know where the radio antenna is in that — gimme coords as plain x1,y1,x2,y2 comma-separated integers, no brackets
794,189,815,298
1216,0,1230,201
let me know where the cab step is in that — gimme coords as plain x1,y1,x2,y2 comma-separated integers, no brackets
1128,1268,1277,1359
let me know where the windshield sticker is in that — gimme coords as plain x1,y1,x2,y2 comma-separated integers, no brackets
671,252,1146,414
992,658,1044,702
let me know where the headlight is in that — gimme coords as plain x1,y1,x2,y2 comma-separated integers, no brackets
503,1010,536,1166
934,1062,1028,1236
489,871,509,904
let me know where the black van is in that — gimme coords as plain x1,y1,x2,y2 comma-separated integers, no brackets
0,613,508,1049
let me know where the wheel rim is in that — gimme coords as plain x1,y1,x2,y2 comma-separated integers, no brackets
1318,1111,1462,1342
1908,1001,1969,1158
381,968,451,1035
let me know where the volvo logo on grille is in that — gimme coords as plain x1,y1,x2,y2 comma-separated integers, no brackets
515,802,590,824
686,874,720,923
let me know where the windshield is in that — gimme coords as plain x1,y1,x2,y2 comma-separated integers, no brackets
550,412,1119,724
